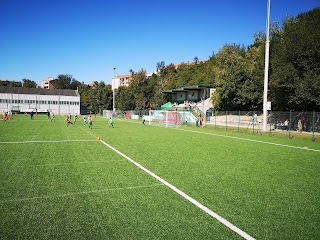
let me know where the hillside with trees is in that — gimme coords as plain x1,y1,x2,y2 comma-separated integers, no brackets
111,8,319,112
2,8,319,112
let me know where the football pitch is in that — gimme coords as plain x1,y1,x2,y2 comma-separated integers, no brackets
0,114,319,239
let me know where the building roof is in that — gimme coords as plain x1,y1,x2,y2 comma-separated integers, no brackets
0,86,79,97
113,74,132,79
162,85,213,94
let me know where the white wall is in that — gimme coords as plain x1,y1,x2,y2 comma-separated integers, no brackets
0,93,80,115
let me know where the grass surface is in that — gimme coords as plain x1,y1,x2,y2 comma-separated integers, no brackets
0,114,319,239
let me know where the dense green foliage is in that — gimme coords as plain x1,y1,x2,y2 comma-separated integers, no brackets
269,8,320,111
2,8,319,111
22,79,37,88
0,80,22,87
78,81,113,113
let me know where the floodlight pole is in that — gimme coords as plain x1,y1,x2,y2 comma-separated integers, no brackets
263,0,271,131
113,67,116,114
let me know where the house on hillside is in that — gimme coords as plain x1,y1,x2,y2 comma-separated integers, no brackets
40,77,56,89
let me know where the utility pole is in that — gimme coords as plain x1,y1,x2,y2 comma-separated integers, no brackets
112,67,116,114
263,0,271,131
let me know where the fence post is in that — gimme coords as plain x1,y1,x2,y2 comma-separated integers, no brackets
289,110,292,139
238,110,240,132
269,111,272,136
226,111,228,131
214,109,216,129
252,111,255,134
312,111,315,142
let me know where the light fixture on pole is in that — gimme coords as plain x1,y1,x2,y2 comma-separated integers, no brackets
263,0,271,131
112,67,116,114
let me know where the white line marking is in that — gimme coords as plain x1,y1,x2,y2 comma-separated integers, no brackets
0,140,97,144
0,183,164,204
100,139,255,240
177,128,320,152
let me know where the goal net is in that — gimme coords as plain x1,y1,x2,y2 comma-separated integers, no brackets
147,110,194,128
103,110,113,118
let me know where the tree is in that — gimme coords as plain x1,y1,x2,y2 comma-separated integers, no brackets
54,74,74,89
69,80,82,90
210,44,250,110
82,81,113,113
116,86,135,111
0,80,22,87
269,8,320,110
156,61,165,72
22,79,37,88
129,69,149,110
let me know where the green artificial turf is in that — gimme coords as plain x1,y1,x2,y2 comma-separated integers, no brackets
0,114,319,239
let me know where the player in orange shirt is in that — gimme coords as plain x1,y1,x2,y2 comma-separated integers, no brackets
88,115,93,129
65,116,73,127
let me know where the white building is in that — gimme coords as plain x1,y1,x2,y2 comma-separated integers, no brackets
0,86,80,115
112,74,132,90
111,71,157,90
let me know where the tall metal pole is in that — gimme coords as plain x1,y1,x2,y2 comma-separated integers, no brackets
113,67,116,114
263,0,271,131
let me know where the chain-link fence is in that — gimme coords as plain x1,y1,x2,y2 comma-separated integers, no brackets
207,110,320,142
105,109,320,142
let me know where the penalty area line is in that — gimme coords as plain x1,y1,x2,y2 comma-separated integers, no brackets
100,139,255,240
0,140,97,144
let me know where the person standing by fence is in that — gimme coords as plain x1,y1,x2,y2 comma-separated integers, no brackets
298,119,303,132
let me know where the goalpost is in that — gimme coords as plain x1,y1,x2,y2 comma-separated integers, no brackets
147,110,193,128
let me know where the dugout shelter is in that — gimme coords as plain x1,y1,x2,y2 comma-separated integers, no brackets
162,85,213,104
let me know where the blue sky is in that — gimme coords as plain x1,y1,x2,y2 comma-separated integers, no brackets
1,0,319,85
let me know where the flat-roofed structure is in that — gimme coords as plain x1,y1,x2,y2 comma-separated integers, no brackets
0,86,80,115
162,85,213,103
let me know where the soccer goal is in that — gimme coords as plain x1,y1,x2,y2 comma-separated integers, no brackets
147,110,195,128
103,110,113,118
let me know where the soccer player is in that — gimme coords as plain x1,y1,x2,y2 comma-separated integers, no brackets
88,115,93,129
51,112,55,122
109,117,114,128
3,112,8,122
65,116,73,127
83,115,87,126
